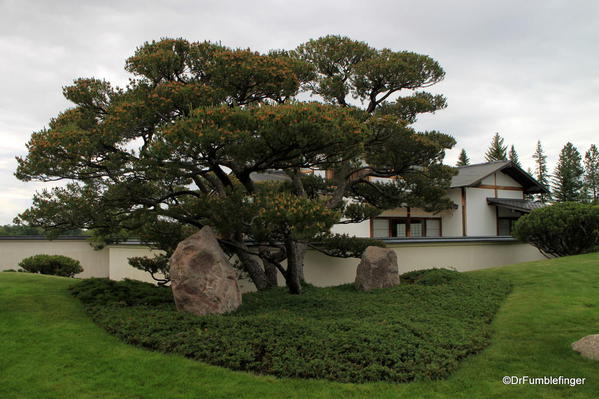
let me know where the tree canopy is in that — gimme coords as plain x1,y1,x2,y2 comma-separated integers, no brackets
456,149,470,166
15,36,456,294
583,144,599,204
552,142,584,202
0,224,88,236
532,140,551,203
484,133,507,162
508,145,521,167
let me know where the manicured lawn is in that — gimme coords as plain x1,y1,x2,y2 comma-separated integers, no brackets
1,253,599,398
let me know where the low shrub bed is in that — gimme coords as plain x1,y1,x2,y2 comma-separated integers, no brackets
71,270,511,383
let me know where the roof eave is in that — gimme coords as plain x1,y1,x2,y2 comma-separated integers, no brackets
501,162,550,194
486,200,531,213
451,161,549,194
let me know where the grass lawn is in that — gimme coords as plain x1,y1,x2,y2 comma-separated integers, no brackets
1,253,599,398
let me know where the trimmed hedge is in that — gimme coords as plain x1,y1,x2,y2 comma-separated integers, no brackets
71,270,511,383
19,254,83,277
513,202,599,257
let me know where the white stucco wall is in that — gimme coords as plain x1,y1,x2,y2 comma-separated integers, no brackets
463,171,526,236
466,187,497,236
0,238,546,290
330,219,369,237
480,172,521,188
300,240,544,287
0,239,109,278
480,174,495,185
495,172,521,186
108,246,165,283
496,189,524,199
441,188,463,236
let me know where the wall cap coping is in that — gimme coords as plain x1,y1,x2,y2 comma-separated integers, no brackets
0,235,144,245
380,236,520,244
0,235,522,246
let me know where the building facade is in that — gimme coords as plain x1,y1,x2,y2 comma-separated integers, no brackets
331,160,548,239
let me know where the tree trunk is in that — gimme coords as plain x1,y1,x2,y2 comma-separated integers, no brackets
294,241,307,282
234,246,272,291
263,260,279,287
286,171,308,284
284,236,302,294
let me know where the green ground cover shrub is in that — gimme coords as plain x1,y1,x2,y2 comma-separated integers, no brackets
400,268,460,285
70,278,173,306
19,254,83,277
71,270,511,383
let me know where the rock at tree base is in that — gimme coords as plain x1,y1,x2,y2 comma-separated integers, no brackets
355,246,400,291
170,226,242,316
572,335,599,360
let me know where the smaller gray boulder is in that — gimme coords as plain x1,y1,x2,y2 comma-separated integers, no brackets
355,246,400,291
572,334,599,360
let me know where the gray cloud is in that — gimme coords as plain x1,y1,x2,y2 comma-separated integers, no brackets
1,0,598,223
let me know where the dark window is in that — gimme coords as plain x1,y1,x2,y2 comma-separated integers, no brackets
498,218,518,236
373,218,441,238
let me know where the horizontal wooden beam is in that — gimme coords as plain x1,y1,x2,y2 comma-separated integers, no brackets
475,184,523,191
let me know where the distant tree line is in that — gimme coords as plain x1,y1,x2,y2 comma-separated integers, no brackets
0,225,89,236
457,133,598,204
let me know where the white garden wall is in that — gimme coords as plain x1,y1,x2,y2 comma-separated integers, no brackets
0,237,545,290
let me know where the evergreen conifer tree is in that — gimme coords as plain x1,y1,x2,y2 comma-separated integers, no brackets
456,149,470,166
508,145,521,167
552,142,584,202
485,133,507,162
532,140,551,203
583,144,599,204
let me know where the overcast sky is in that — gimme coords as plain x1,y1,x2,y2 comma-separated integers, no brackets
1,0,598,224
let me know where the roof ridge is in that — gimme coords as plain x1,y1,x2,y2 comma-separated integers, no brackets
457,160,511,169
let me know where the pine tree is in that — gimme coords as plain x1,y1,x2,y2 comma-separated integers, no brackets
552,142,584,202
584,144,599,204
532,140,551,203
456,148,470,166
508,145,521,167
13,36,455,295
485,133,507,162
524,167,535,201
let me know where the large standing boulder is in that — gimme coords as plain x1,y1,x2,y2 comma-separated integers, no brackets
170,226,242,316
572,335,599,360
355,246,400,291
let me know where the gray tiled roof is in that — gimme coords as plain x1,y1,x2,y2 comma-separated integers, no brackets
450,161,511,187
451,160,549,194
486,197,545,213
